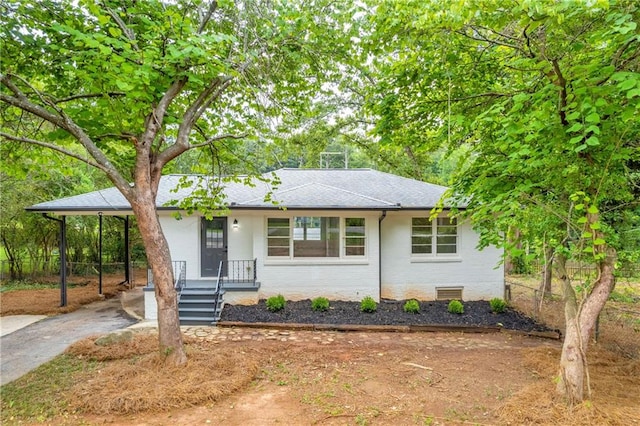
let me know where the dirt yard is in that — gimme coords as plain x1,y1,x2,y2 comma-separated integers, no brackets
2,273,639,425
59,330,561,426
0,272,139,316
10,327,634,426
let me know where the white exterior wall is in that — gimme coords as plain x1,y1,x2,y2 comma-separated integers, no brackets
226,212,255,279
254,210,381,302
380,211,504,301
144,289,157,320
155,209,503,307
159,214,200,280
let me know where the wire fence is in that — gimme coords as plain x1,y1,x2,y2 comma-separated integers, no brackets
528,261,640,280
506,278,640,359
0,259,148,285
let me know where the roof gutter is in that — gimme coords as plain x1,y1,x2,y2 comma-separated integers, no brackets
378,210,387,301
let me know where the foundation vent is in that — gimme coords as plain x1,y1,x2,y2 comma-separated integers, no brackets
436,287,463,301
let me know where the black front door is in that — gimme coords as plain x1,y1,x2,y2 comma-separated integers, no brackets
201,217,227,277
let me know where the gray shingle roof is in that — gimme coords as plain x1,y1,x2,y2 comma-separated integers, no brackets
26,168,459,213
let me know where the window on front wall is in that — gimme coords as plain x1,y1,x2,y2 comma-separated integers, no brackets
345,217,366,256
267,218,290,256
267,216,366,258
293,216,339,257
411,217,457,255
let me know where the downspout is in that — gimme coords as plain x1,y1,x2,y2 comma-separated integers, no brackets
43,214,67,307
378,210,387,301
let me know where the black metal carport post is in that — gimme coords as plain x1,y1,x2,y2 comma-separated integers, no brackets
98,212,103,295
114,215,130,286
43,214,67,307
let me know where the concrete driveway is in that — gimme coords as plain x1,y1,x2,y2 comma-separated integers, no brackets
0,296,138,386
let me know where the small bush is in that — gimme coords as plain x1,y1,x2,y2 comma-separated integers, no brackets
489,297,507,313
311,297,330,312
266,294,286,312
403,299,420,314
360,296,377,313
448,299,464,314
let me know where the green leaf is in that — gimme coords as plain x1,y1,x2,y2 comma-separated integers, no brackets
585,113,600,124
565,111,581,120
108,27,122,38
618,79,637,91
593,238,606,245
582,231,593,238
585,136,599,146
585,125,600,135
627,88,640,99
587,205,599,214
115,80,133,91
567,122,583,132
569,135,584,145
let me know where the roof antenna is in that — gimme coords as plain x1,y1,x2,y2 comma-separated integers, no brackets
319,151,348,169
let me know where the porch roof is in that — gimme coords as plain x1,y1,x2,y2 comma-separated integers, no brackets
26,168,462,214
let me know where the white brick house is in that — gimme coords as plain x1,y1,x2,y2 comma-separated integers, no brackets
28,168,504,321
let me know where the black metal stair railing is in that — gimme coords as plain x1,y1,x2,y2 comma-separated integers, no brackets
146,260,186,290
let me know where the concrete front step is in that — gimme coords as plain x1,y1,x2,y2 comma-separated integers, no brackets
178,288,224,325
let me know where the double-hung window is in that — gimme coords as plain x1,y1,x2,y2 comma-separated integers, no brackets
345,218,366,256
267,218,290,256
267,216,366,258
411,217,457,255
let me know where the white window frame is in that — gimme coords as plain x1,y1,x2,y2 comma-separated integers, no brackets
411,216,458,257
344,217,366,257
266,216,367,259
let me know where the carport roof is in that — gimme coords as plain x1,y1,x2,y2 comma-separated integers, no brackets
26,168,460,214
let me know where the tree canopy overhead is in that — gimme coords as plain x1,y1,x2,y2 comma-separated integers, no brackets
368,0,639,403
1,0,365,365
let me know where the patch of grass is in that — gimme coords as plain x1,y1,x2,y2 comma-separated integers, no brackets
0,354,98,423
609,288,638,303
0,280,58,293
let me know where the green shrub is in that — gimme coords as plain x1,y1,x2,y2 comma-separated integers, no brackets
447,299,464,314
311,297,330,312
266,294,286,312
360,296,377,313
403,299,420,314
489,298,507,313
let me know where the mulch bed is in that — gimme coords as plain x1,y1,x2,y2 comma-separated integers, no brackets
220,299,557,334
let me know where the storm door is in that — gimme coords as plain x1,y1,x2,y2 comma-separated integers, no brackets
201,217,227,277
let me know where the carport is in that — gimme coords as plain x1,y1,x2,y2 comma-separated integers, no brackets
26,188,135,307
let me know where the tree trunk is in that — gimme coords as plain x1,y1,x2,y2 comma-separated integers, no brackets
131,194,187,366
556,249,617,404
542,246,553,294
556,254,584,404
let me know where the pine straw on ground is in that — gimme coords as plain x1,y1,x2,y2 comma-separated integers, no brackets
0,279,123,316
63,331,262,415
498,346,640,425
